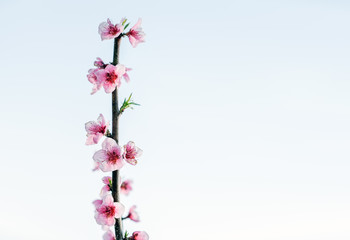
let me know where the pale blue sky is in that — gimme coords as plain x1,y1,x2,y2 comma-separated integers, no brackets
0,0,350,239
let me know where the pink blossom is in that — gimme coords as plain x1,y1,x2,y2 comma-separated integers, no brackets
87,68,102,95
98,18,124,41
95,64,126,93
95,194,125,226
129,231,149,240
103,230,116,240
120,179,133,195
127,18,145,48
94,57,106,68
85,114,109,145
123,141,143,165
126,205,140,222
93,138,124,172
123,67,132,83
100,176,112,197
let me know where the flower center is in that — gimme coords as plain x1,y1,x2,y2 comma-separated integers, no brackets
105,72,118,83
107,151,120,164
99,125,106,134
102,205,116,218
108,26,119,35
125,149,136,159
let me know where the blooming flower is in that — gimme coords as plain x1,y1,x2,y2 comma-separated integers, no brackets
95,64,126,93
126,205,140,222
128,231,149,240
103,230,116,240
127,18,145,48
85,114,109,145
120,179,133,195
94,194,125,226
100,176,112,197
98,18,124,41
93,138,124,172
123,141,143,165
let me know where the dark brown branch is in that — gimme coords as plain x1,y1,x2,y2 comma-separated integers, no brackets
111,36,123,240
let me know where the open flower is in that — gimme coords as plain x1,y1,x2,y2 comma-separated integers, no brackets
100,176,112,197
95,194,125,226
85,114,109,145
127,18,145,48
123,141,143,165
120,179,133,195
103,230,116,240
125,205,140,222
98,18,124,41
128,231,149,240
95,64,126,93
93,138,124,172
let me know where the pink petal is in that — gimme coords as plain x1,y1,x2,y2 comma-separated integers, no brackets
103,194,114,205
123,72,130,83
132,231,149,240
113,202,125,218
102,176,112,185
100,158,124,172
85,135,96,145
97,114,105,126
103,230,116,240
100,185,110,197
85,121,99,133
131,18,142,31
128,35,138,48
125,158,138,166
92,199,103,209
103,81,117,93
102,138,117,151
93,150,108,163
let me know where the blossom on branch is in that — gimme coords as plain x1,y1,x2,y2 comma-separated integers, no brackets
99,18,125,41
123,141,143,165
120,179,133,195
95,64,126,93
100,176,112,197
85,114,109,145
93,138,124,172
126,205,140,222
94,194,125,226
127,18,145,48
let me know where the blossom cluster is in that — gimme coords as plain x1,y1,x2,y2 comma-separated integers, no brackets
88,58,132,95
88,17,144,95
85,17,148,240
86,114,143,172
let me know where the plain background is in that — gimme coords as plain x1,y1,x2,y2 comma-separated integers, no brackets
0,0,350,239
